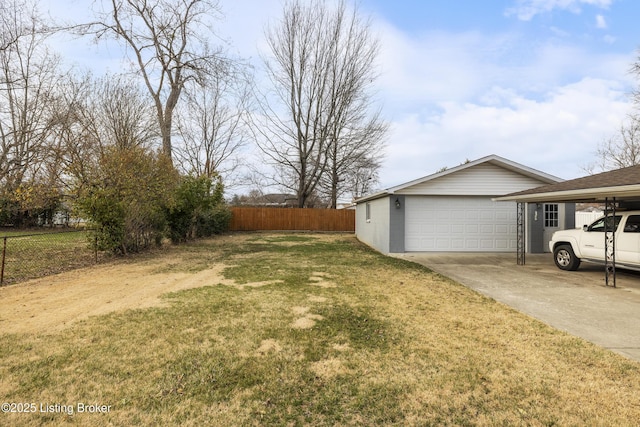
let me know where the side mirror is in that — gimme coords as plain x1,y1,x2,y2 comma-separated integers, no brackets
583,225,589,231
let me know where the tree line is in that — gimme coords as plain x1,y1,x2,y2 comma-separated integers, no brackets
0,0,387,240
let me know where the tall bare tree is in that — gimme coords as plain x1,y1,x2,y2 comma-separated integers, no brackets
253,0,386,208
46,72,160,203
0,0,62,196
86,0,228,164
585,113,640,174
584,54,640,174
89,75,158,151
595,114,640,171
175,69,251,186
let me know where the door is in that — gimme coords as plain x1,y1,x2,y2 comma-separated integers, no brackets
404,196,516,252
580,215,621,260
542,204,561,253
617,215,640,265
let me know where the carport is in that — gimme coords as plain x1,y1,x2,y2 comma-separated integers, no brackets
495,163,640,288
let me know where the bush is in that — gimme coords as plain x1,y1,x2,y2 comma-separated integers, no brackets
166,175,231,243
0,183,62,227
75,146,179,254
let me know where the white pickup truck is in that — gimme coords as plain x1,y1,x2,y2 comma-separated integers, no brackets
549,211,640,271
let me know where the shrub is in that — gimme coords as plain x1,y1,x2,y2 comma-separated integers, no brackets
75,146,179,254
0,183,62,227
166,175,231,243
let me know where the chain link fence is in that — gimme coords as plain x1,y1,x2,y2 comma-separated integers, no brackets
0,229,108,285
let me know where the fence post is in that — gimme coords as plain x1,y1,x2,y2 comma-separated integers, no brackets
1,237,6,285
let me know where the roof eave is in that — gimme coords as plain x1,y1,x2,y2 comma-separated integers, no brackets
354,190,391,204
494,184,640,203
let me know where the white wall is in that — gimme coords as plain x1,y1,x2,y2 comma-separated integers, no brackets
575,211,603,228
397,163,550,196
356,197,390,253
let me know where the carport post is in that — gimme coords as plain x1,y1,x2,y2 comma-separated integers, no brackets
517,202,526,265
604,197,616,288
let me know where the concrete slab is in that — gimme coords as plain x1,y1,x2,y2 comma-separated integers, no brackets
393,252,640,362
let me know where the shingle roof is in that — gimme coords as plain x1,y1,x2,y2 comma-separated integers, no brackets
495,164,640,203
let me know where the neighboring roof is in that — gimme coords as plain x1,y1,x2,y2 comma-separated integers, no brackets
236,193,298,206
494,164,640,203
355,154,562,203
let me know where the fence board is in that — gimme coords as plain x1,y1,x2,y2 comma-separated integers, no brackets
229,207,355,232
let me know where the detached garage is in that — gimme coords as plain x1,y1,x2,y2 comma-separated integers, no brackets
356,155,573,254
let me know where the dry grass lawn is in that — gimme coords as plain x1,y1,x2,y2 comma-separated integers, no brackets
1,233,640,426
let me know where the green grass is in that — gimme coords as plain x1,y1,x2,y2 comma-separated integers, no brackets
1,233,640,426
0,229,101,284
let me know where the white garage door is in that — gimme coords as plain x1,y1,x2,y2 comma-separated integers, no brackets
405,196,517,252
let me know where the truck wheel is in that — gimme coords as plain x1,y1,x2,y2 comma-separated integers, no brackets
553,244,581,271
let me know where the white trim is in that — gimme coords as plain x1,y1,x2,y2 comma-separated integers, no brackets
493,184,640,203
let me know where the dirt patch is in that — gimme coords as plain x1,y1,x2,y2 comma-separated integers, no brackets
256,339,282,356
290,313,324,329
310,358,348,379
0,234,340,336
308,295,328,303
292,306,310,315
309,273,337,288
332,343,350,352
0,256,235,335
235,280,283,289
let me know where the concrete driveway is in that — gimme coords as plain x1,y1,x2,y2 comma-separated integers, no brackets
393,252,640,362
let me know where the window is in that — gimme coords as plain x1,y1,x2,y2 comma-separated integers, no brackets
544,204,559,227
365,202,371,222
624,215,640,233
587,215,621,232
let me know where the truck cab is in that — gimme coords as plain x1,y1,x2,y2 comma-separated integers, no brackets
549,211,640,271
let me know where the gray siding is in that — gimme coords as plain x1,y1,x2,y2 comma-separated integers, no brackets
527,203,544,253
389,195,405,253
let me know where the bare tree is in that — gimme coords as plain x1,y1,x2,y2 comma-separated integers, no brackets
0,0,63,196
85,0,228,164
253,0,386,208
175,69,251,186
586,114,640,173
89,75,158,151
345,154,382,201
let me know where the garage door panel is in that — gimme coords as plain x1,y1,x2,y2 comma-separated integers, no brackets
495,211,510,221
405,196,516,252
480,211,493,220
468,240,480,248
451,210,465,220
450,239,464,249
436,224,450,233
480,224,494,233
451,224,464,234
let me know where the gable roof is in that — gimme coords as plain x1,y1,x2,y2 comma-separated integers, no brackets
356,154,562,203
495,163,640,203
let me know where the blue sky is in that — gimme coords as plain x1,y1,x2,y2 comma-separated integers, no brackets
46,0,640,192
355,0,640,188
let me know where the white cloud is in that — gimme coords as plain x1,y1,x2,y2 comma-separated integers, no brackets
379,77,631,188
506,0,614,21
364,13,637,188
596,14,608,29
375,20,633,110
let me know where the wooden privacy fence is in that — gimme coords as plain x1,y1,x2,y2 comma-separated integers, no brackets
229,207,355,232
